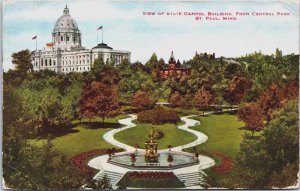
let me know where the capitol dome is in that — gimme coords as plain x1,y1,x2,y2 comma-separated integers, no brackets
52,5,82,51
53,5,79,33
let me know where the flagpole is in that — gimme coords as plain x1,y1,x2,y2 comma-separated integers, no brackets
97,31,98,45
102,27,103,43
35,35,37,51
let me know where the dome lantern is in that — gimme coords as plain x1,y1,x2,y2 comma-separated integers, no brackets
63,4,69,15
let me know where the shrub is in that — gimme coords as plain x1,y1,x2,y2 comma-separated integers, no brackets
153,129,164,139
137,106,180,124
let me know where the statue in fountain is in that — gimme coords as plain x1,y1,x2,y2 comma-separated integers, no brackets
144,128,159,162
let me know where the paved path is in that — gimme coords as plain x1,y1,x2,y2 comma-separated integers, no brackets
103,114,137,152
88,112,222,188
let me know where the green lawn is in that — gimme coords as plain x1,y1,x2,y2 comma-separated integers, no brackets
29,115,128,158
183,114,249,187
184,114,245,157
114,122,197,149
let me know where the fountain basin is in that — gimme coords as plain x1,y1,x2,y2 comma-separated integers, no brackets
108,151,199,170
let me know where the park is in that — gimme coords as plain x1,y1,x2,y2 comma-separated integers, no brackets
3,49,299,189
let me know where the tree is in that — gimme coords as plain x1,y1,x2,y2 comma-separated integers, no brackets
12,49,33,74
256,83,285,121
79,82,120,122
100,69,120,86
238,102,264,138
223,75,251,105
194,86,215,113
91,57,105,81
145,53,158,71
168,91,182,108
131,90,152,110
236,99,299,188
181,94,194,109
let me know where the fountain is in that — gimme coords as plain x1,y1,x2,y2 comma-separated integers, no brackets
108,128,199,169
144,128,158,162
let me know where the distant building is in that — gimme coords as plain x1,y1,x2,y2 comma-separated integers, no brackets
158,51,191,79
194,51,215,60
31,5,130,74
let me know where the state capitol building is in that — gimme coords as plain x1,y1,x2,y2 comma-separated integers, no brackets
31,5,131,74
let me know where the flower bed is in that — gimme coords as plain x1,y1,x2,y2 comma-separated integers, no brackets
70,148,122,176
117,171,185,188
206,152,233,174
127,171,177,179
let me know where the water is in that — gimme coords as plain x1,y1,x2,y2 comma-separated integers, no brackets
110,152,196,167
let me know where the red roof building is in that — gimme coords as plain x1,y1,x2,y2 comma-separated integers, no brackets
158,51,191,80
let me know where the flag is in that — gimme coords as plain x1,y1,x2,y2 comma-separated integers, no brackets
32,35,37,40
97,26,103,30
46,42,54,48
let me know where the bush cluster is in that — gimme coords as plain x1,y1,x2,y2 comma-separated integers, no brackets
137,107,180,124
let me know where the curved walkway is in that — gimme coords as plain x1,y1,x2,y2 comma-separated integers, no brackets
103,114,137,152
89,112,219,188
102,114,210,152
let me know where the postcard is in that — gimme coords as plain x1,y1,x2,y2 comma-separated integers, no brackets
2,0,299,189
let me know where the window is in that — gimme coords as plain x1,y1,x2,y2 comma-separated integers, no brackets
67,36,69,41
73,37,75,42
35,62,38,67
61,36,63,41
49,59,52,66
45,59,47,66
53,60,56,66
63,68,64,72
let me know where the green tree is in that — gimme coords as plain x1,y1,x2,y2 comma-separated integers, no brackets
12,49,33,74
235,99,299,188
145,53,158,70
91,57,105,80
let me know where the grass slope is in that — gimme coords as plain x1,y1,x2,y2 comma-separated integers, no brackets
114,122,197,149
184,114,245,157
29,115,127,158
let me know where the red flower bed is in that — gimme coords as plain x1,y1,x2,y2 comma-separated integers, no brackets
203,152,233,174
127,171,176,179
70,148,122,176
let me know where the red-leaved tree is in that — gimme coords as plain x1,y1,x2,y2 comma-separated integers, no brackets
238,102,264,138
131,90,152,111
194,86,215,113
223,75,251,105
256,83,285,121
79,82,120,122
168,91,182,108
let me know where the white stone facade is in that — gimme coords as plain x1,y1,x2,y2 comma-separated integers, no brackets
31,5,131,74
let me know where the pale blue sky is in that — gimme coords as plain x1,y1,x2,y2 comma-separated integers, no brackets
3,0,299,71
